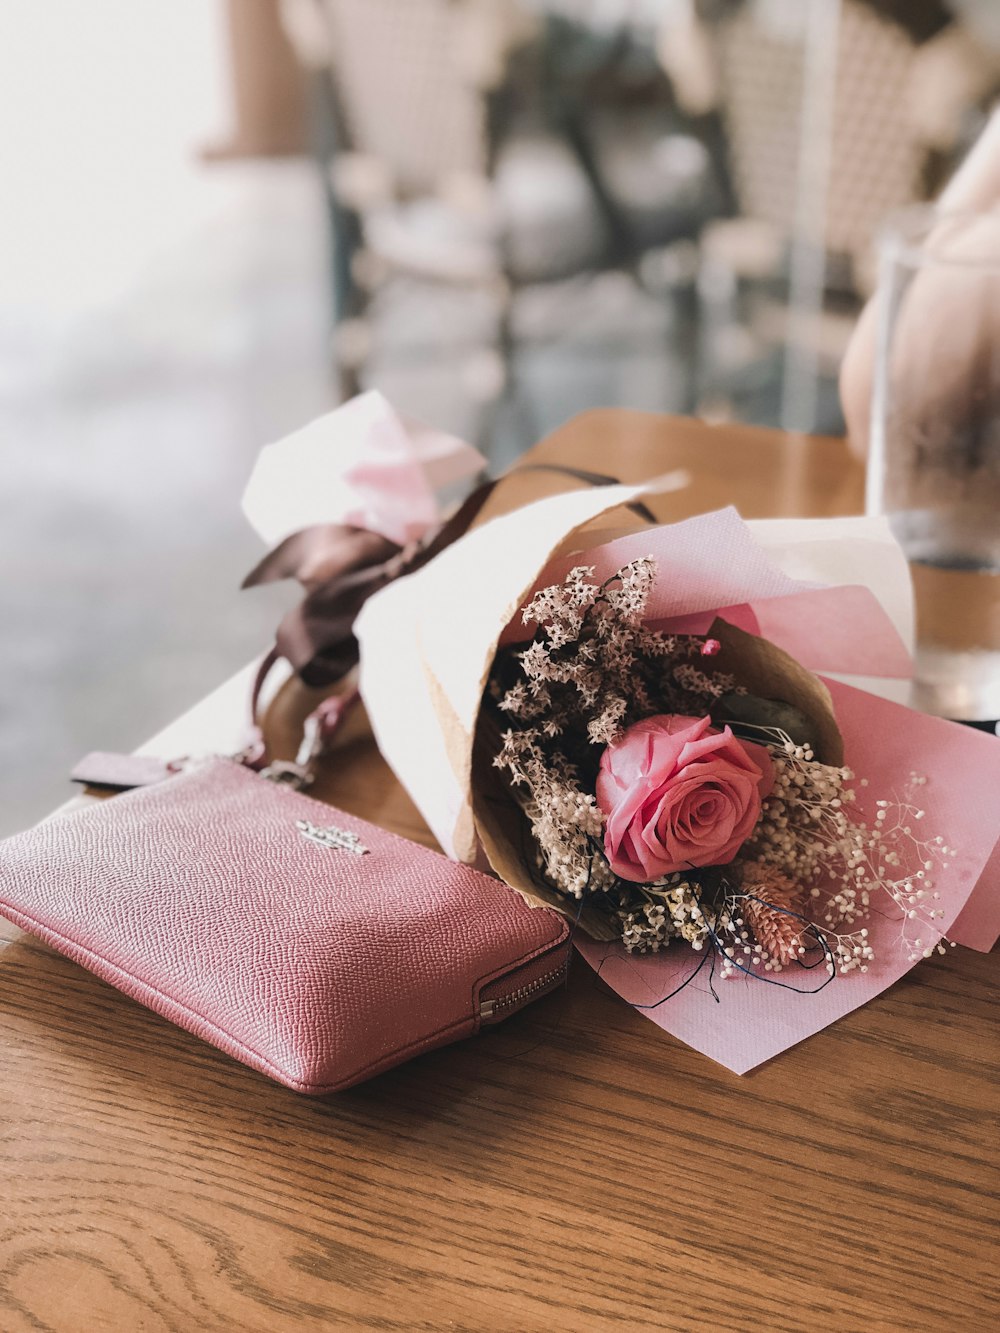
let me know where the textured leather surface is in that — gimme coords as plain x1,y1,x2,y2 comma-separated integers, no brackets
0,758,567,1093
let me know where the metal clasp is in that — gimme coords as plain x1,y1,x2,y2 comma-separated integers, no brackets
260,761,314,790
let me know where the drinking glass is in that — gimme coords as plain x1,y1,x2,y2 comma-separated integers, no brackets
868,205,1000,723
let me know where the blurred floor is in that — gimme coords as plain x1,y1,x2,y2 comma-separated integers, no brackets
0,3,333,833
0,159,333,834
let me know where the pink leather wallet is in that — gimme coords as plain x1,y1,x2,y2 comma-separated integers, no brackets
0,757,569,1093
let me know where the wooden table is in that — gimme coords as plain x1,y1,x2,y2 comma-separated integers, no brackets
1,413,995,1332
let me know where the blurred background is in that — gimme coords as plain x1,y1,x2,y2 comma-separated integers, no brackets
1,0,998,832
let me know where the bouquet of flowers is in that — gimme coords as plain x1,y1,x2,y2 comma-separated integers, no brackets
358,483,999,1071
244,395,1000,1073
485,554,946,983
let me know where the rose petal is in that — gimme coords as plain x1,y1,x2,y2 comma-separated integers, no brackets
598,712,772,880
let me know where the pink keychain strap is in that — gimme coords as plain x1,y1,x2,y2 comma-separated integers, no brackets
71,650,360,794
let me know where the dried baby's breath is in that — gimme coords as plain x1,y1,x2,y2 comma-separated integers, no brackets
493,559,738,902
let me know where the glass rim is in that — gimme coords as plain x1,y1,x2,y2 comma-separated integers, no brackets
879,202,1000,273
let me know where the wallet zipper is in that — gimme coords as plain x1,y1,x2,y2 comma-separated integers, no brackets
478,948,570,1023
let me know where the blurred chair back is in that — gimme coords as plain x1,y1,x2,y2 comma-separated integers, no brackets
718,0,920,268
296,0,720,426
319,0,503,195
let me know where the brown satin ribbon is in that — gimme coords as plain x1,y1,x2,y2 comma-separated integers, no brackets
241,463,654,691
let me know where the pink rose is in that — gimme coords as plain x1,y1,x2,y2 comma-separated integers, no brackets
595,715,774,882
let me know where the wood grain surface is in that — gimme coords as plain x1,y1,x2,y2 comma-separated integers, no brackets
1,413,996,1333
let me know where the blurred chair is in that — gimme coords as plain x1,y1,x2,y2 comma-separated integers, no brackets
694,0,926,427
717,0,920,275
281,0,727,445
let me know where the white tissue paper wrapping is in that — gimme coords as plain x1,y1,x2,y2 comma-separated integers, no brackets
241,390,485,548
